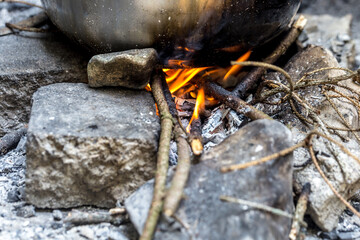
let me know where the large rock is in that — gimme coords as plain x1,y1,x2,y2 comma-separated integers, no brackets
87,49,158,89
25,83,160,208
126,119,294,240
257,45,360,231
0,32,89,137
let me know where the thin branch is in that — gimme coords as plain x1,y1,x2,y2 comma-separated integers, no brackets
220,141,305,173
289,183,311,240
140,72,174,240
161,74,192,218
220,196,293,219
0,12,48,36
0,0,43,9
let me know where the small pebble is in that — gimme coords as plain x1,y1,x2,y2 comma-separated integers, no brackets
16,205,36,218
52,210,63,221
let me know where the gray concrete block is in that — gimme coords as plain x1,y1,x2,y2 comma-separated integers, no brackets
87,49,158,89
25,83,160,208
0,32,89,137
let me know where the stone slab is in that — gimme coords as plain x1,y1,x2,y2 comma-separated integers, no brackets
25,83,160,208
0,32,90,137
126,119,294,240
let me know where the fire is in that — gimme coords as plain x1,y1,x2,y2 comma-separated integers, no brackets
186,87,205,133
163,50,251,131
223,50,251,81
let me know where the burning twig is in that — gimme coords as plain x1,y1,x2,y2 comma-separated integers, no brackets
0,11,48,36
204,82,272,121
289,183,311,240
232,15,307,98
186,87,205,156
161,75,192,218
220,196,293,219
0,127,27,155
141,71,174,240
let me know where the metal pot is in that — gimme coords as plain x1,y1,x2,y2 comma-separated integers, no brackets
42,0,301,54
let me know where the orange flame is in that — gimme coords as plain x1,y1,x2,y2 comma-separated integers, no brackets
224,50,251,81
167,67,209,93
186,87,205,133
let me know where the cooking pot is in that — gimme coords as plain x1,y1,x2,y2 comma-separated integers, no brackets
41,0,301,54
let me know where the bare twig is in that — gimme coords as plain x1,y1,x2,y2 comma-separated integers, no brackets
141,72,174,240
289,183,311,240
220,141,305,173
0,0,43,9
0,11,48,36
64,210,124,226
232,15,307,98
220,196,293,219
0,128,27,155
161,74,192,218
5,22,48,33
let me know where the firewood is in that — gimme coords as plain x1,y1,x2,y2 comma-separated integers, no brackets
141,71,173,240
0,12,48,36
161,74,192,218
204,82,272,121
289,183,311,240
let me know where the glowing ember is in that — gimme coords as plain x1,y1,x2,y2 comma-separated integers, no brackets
186,87,205,133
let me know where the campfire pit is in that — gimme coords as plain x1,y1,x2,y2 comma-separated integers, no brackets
1,0,360,240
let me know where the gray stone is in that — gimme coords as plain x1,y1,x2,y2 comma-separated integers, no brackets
257,45,360,231
0,32,89,137
87,49,158,89
16,205,36,218
52,210,63,221
300,14,356,68
126,119,294,240
25,83,160,208
125,180,154,234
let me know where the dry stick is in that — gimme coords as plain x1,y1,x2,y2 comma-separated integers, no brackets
5,22,49,33
232,15,307,98
220,196,293,219
259,69,357,101
64,211,124,226
220,141,305,173
204,82,272,121
0,11,48,36
307,134,360,219
0,0,43,9
289,183,311,240
161,75,192,218
140,72,174,240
